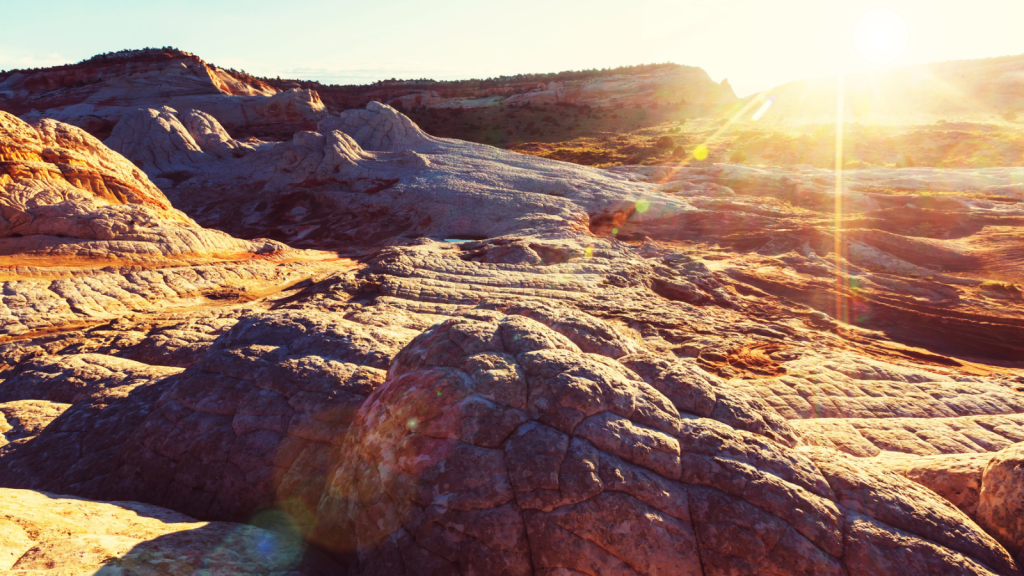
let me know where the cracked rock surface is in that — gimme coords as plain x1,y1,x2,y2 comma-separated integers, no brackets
0,105,1023,573
315,315,1016,575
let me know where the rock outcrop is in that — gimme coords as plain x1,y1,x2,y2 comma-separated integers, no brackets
303,63,738,112
0,48,326,140
102,103,1024,362
1,105,1024,573
317,315,1017,575
0,487,339,574
979,444,1024,567
0,400,68,446
0,110,287,263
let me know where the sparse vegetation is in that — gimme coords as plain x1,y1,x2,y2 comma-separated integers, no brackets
4,47,1023,172
981,280,1023,295
492,113,1024,168
655,136,675,150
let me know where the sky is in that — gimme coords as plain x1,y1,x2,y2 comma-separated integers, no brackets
1,0,1022,97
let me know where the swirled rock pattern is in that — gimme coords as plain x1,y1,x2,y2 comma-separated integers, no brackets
1,105,1023,573
0,110,287,262
0,48,326,141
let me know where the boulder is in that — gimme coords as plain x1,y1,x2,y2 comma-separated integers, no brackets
314,315,1018,575
978,444,1024,566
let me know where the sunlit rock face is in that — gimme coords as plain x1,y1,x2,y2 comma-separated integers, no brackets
106,102,1024,362
1,104,1024,574
312,315,1018,575
0,487,340,574
0,48,326,140
0,110,286,262
979,444,1024,568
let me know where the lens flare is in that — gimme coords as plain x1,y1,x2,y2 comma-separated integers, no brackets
635,200,651,213
834,73,848,325
751,97,774,122
650,92,767,186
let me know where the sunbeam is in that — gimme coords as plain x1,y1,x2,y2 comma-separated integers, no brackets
834,72,847,325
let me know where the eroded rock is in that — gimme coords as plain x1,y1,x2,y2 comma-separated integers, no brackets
0,487,338,574
979,444,1024,567
314,316,1018,575
0,110,288,262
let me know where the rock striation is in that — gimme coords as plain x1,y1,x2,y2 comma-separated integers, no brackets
0,48,326,140
0,104,1023,573
317,314,1016,575
300,63,738,112
979,444,1024,567
101,102,1024,361
0,110,287,263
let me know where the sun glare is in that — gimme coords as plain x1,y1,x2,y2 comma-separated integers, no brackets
854,8,908,65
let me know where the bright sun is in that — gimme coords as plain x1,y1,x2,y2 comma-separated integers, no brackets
854,9,909,65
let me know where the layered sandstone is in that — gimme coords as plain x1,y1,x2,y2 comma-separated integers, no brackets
0,106,1023,574
0,48,326,140
103,103,1024,362
0,109,290,265
317,314,1016,575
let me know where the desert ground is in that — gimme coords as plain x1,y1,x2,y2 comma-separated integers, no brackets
0,47,1022,575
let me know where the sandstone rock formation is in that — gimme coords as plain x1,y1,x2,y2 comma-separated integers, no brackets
1,104,1023,573
0,400,67,446
0,48,326,140
102,102,1024,362
378,64,738,111
316,314,1017,575
0,487,339,574
0,110,287,264
979,444,1024,567
104,102,660,249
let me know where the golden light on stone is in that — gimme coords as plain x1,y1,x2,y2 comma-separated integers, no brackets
6,30,1024,576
